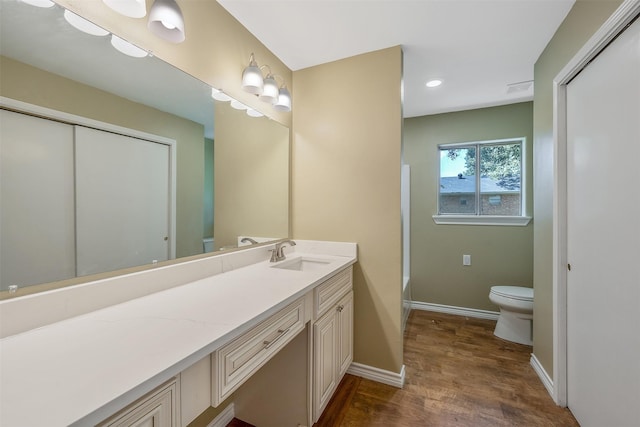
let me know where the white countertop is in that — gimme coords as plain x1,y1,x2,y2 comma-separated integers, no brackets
0,244,356,427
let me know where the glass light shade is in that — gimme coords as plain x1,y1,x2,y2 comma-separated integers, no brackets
64,10,110,36
230,100,248,110
110,35,148,58
259,75,279,104
20,0,55,7
148,0,185,43
246,109,264,118
242,64,263,95
211,88,232,102
274,86,292,112
103,0,147,18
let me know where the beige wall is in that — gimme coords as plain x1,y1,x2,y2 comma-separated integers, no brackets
404,102,534,310
292,47,404,374
54,0,291,129
0,56,205,258
213,101,290,250
532,0,622,377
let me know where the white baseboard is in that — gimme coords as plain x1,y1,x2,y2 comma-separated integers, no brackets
207,403,235,427
411,301,499,321
530,354,554,398
347,362,405,388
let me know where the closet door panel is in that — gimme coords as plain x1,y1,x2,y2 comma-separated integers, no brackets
0,109,76,290
75,126,170,276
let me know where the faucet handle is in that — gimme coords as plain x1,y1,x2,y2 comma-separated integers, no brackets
269,249,279,263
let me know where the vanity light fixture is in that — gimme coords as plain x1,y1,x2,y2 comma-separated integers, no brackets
246,109,264,118
230,100,248,110
20,0,55,7
241,53,292,112
110,34,148,58
103,0,147,18
64,10,110,37
258,71,279,104
148,0,185,43
241,53,264,95
211,88,232,102
274,81,292,112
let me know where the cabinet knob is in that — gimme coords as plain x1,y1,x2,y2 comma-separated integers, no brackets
336,305,344,312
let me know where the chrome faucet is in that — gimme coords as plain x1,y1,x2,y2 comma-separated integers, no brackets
240,237,258,244
270,239,296,262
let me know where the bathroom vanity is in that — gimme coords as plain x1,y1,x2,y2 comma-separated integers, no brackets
0,240,356,427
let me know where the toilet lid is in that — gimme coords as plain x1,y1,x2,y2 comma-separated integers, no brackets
490,286,533,301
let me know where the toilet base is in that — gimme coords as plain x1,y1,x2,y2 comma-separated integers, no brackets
494,309,532,346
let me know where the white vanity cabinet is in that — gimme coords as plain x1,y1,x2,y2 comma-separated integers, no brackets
212,295,308,406
98,378,179,427
312,267,354,422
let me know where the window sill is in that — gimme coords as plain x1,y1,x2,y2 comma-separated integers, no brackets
432,215,532,226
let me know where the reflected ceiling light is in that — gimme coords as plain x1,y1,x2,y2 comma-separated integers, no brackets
103,0,147,18
110,35,148,58
230,100,248,110
20,0,55,7
246,109,264,118
64,10,110,36
241,53,263,95
148,0,185,43
426,79,443,88
211,88,232,102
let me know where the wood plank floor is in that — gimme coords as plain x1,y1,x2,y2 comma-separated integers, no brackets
314,310,579,426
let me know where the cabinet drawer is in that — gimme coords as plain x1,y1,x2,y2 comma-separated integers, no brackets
314,267,352,318
98,378,178,427
212,297,306,406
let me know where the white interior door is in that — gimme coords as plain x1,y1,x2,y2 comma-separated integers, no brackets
75,126,170,276
566,17,640,426
0,109,76,290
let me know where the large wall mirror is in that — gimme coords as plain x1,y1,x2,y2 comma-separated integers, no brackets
0,0,290,296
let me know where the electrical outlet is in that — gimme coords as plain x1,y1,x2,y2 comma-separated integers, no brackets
463,254,471,266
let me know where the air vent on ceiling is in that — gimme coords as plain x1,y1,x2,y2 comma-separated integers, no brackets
506,80,534,94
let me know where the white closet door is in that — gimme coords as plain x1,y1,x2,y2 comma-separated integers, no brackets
0,109,76,290
566,17,640,426
75,126,170,276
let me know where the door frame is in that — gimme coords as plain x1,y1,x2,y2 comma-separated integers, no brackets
551,0,640,406
0,96,178,260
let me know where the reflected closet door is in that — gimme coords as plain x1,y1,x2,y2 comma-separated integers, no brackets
0,109,76,290
75,126,170,276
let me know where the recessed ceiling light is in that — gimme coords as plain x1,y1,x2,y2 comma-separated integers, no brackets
426,79,443,88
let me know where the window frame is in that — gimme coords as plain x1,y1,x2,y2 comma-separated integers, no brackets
433,137,531,226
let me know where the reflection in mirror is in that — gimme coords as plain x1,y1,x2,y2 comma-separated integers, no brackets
0,0,289,295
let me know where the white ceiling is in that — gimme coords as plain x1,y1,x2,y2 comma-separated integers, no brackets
217,0,575,117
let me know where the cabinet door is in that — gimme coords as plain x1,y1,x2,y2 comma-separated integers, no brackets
313,310,337,421
337,291,354,378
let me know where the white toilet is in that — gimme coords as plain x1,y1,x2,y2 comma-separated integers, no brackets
489,286,534,345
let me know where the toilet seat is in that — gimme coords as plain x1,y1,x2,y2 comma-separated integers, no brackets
490,286,533,301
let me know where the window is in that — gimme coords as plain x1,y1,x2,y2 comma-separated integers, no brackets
434,138,530,226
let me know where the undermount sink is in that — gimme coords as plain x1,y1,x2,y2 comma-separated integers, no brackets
271,256,333,272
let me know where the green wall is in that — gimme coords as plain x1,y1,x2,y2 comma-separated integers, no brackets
404,102,533,311
532,0,622,377
204,137,214,239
